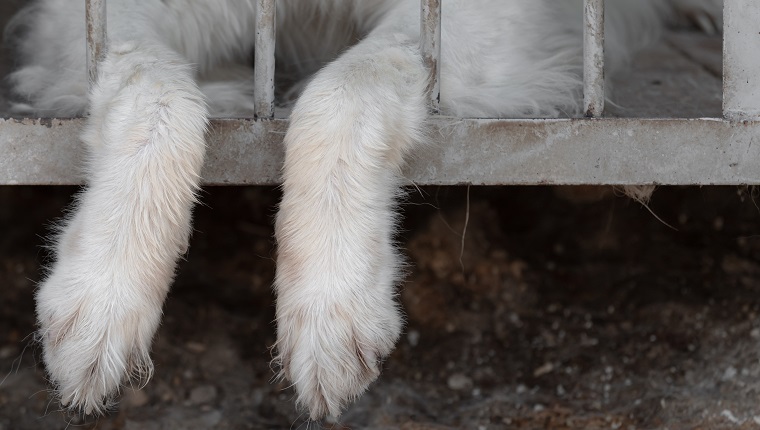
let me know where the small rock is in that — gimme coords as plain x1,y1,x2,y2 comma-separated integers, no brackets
249,388,264,406
188,385,218,405
447,373,473,390
533,362,554,377
125,420,160,430
0,345,18,360
721,409,741,424
407,330,420,347
200,410,223,427
722,366,737,381
123,388,149,409
185,342,207,353
401,422,458,430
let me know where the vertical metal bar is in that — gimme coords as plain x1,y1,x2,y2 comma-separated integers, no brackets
583,0,604,118
723,0,760,121
421,0,441,113
85,0,107,88
254,0,276,119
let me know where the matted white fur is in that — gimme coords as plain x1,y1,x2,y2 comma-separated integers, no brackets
6,0,722,420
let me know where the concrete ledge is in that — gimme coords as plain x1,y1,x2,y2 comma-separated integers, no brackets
2,117,759,186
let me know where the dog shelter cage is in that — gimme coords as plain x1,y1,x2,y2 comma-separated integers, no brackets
0,0,759,187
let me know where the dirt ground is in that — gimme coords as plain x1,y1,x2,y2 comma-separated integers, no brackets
2,186,760,429
2,1,760,429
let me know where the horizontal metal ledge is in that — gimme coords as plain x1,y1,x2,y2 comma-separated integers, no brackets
2,117,760,186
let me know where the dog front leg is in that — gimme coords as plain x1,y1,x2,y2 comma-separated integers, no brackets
273,30,429,419
36,42,207,414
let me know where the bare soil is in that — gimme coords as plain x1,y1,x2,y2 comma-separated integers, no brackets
2,186,760,429
2,2,759,429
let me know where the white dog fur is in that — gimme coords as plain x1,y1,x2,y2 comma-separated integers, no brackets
6,0,722,420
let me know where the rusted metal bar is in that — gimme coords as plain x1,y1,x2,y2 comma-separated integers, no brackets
723,0,760,121
4,118,760,186
254,0,276,119
420,0,441,113
583,0,605,117
85,0,107,87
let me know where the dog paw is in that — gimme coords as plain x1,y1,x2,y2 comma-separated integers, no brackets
36,214,168,415
36,268,163,415
273,288,402,419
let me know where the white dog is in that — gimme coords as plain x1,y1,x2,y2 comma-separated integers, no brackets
6,0,722,420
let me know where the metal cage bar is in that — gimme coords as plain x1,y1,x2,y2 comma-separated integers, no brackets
420,0,442,113
723,0,760,121
254,0,276,119
85,0,107,87
583,0,605,117
5,0,760,187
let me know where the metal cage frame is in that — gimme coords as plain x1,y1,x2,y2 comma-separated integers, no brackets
1,0,758,186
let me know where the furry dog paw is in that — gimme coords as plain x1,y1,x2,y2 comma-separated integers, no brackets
36,228,163,414
34,42,205,414
273,290,402,419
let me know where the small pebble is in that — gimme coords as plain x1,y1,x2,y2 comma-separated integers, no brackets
201,410,223,427
447,373,473,390
713,217,724,231
188,385,217,405
185,342,207,353
533,362,554,377
722,366,737,381
407,330,420,347
123,389,149,409
0,345,18,360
